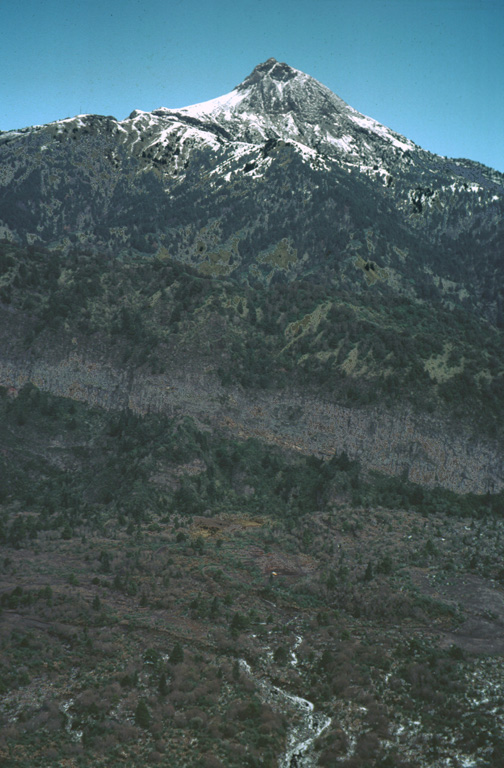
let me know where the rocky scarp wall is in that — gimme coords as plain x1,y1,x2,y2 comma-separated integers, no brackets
0,344,501,495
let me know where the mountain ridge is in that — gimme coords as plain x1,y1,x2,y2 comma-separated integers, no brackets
2,58,502,188
1,57,503,331
0,59,503,492
3,59,504,768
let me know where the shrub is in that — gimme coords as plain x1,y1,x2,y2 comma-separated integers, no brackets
135,699,151,729
169,641,184,664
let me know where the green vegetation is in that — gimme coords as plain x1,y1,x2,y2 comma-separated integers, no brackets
1,385,504,765
1,241,503,440
1,94,504,767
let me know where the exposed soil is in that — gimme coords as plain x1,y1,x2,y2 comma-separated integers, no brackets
412,569,504,653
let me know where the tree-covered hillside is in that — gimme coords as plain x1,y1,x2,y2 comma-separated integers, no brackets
1,242,503,442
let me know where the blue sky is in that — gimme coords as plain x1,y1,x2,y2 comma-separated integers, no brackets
1,0,503,171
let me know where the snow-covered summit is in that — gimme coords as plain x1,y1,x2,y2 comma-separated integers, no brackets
149,58,415,163
0,59,416,173
5,57,500,199
171,58,339,120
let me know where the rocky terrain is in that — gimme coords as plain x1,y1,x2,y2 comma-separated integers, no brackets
1,58,503,319
0,340,502,494
1,59,504,768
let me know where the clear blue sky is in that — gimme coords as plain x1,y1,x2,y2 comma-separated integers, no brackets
1,0,503,171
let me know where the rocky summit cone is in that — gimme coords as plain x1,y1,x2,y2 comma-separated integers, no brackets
219,56,349,118
0,57,502,310
161,57,414,155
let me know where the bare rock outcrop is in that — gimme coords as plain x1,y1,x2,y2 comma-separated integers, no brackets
0,345,501,495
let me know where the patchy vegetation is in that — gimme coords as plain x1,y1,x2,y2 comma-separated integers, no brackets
1,387,504,766
2,62,504,767
1,242,504,441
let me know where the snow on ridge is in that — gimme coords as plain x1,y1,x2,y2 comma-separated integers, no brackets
148,121,221,151
290,139,317,160
57,115,93,125
236,111,268,138
324,133,356,153
175,123,221,149
275,80,286,97
174,87,250,119
127,109,149,120
282,114,300,135
348,112,413,152
122,108,223,150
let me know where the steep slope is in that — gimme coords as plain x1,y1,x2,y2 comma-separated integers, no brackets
0,240,503,493
1,58,503,320
161,57,415,158
0,59,504,494
4,60,504,768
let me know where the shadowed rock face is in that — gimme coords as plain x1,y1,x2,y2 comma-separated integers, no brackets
0,345,501,495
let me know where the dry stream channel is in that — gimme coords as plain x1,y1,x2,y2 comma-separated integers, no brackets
240,636,331,768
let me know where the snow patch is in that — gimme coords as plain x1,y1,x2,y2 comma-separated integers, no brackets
237,111,268,138
282,113,300,135
348,111,413,152
325,133,355,153
175,87,250,120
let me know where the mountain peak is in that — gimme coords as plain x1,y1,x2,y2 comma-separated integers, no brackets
154,58,414,160
169,58,313,126
238,58,301,89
